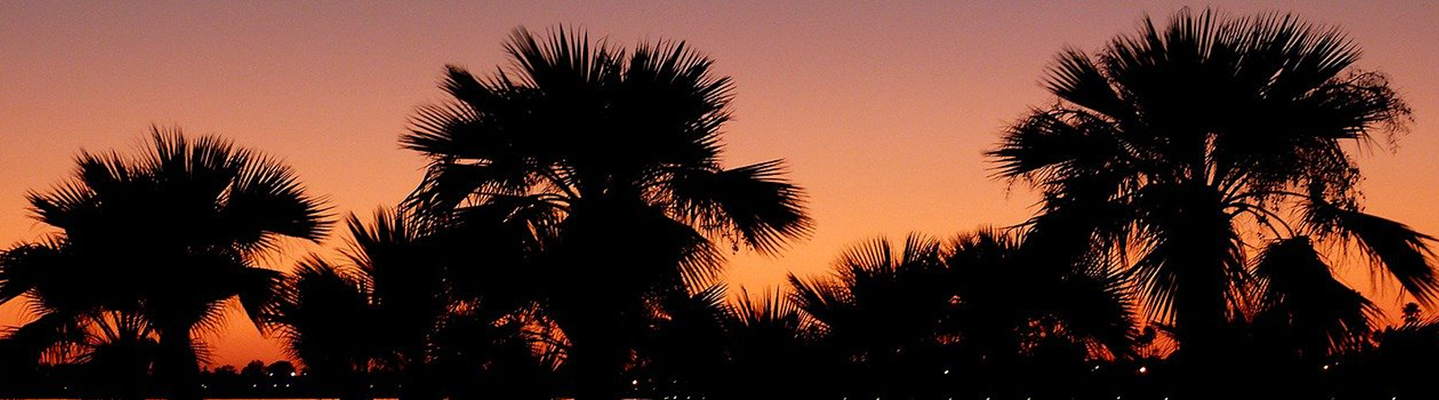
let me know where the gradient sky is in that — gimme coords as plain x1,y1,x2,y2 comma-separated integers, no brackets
2,0,1437,367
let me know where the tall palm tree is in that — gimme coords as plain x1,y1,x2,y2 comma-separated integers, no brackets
0,128,330,399
401,27,811,400
988,8,1428,366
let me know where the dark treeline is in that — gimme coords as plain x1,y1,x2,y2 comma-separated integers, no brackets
4,8,1439,400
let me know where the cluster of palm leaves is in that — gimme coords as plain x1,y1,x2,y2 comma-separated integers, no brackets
396,27,814,400
637,230,1138,399
0,131,329,399
263,209,558,400
988,7,1433,395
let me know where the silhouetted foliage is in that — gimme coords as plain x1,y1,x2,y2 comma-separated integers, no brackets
2,11,1436,400
988,7,1428,396
265,208,552,400
400,25,812,400
0,128,330,399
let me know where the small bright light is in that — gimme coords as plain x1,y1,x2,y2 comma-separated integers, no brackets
290,371,297,376
632,380,639,385
1138,366,1148,374
943,369,951,375
1323,365,1330,370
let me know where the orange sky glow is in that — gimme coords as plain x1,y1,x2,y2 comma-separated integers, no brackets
2,1,1437,367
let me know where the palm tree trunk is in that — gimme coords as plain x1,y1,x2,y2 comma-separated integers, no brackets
1167,192,1244,399
155,327,202,400
556,305,628,400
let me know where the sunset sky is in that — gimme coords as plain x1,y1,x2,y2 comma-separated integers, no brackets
2,0,1437,367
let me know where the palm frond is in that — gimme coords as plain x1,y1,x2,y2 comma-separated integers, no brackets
226,152,333,246
1304,198,1439,303
1251,237,1378,355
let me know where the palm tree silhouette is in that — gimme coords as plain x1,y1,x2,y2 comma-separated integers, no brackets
987,8,1428,377
267,257,376,400
0,128,330,399
339,209,448,399
269,208,548,400
401,27,812,400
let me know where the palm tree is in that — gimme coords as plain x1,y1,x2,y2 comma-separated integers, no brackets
988,8,1428,369
401,27,811,400
340,209,448,399
0,128,330,399
268,209,444,400
267,258,376,400
269,209,548,400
